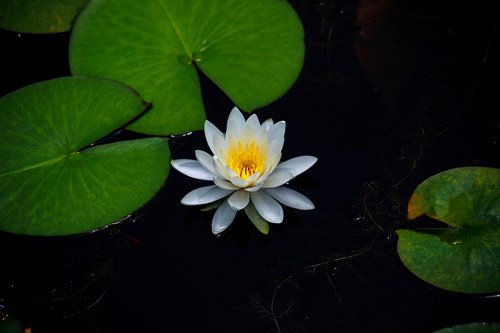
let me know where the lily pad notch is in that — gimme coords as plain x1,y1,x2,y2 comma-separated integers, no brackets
69,0,305,135
396,167,500,294
0,77,170,236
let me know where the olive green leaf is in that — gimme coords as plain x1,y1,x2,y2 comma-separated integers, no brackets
0,0,89,33
244,202,269,235
397,167,500,294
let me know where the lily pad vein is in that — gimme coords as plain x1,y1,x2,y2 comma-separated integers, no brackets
0,154,68,179
157,0,192,57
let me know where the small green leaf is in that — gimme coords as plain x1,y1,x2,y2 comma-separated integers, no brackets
397,167,500,294
0,77,170,236
0,0,89,33
434,322,500,333
69,0,305,135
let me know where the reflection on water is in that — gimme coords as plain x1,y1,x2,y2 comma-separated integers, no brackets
1,0,499,332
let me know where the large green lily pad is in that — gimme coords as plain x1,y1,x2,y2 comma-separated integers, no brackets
69,0,305,135
0,0,89,33
397,167,500,294
0,77,170,236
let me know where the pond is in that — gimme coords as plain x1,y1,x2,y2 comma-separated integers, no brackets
1,0,499,332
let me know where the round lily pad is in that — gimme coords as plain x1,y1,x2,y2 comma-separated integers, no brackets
69,0,305,135
0,77,170,236
397,167,500,294
0,0,89,33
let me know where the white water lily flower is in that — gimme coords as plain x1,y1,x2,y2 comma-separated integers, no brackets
171,107,317,235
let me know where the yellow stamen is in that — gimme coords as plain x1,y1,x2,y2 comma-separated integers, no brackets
227,140,266,179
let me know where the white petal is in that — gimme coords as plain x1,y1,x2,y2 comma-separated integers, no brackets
211,199,237,234
214,177,240,190
214,158,231,180
204,120,223,155
262,118,274,131
230,175,250,188
268,121,286,142
226,134,238,152
181,185,233,206
195,150,218,175
276,156,318,177
244,182,263,192
239,122,258,144
264,187,315,210
171,159,214,181
213,133,228,164
263,152,282,177
226,107,246,138
228,190,250,210
245,172,261,185
250,191,284,224
225,166,239,179
245,114,261,132
263,168,294,188
254,126,269,148
228,107,246,128
266,137,284,165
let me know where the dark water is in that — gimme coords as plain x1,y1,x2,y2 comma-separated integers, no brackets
1,1,499,332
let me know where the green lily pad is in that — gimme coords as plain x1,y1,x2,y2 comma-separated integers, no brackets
0,77,170,236
434,322,500,333
0,0,89,33
69,0,305,135
397,167,500,294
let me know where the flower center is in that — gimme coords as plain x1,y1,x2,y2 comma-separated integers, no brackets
227,140,265,179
